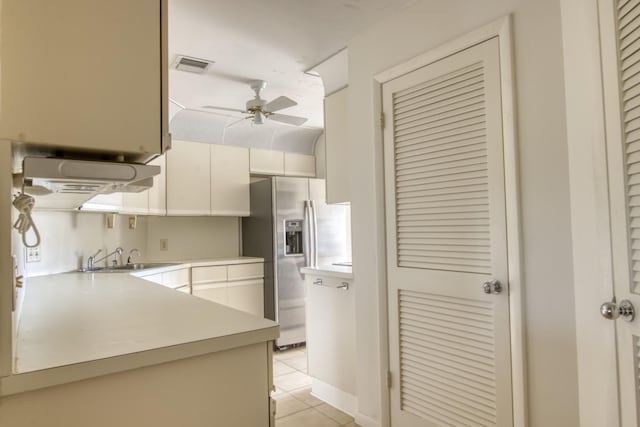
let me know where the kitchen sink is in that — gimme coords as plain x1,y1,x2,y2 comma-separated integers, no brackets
78,263,180,273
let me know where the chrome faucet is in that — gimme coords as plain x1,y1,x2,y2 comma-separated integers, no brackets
88,247,124,270
127,248,141,265
87,249,102,271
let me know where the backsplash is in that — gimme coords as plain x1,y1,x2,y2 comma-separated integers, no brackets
23,212,147,277
145,216,240,261
21,213,242,277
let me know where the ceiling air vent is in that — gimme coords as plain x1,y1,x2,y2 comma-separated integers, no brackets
172,55,214,73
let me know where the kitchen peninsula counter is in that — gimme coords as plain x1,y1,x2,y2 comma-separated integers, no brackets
3,258,277,397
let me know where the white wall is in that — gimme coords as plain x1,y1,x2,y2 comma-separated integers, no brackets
20,213,241,276
145,216,240,261
347,1,578,426
23,212,148,277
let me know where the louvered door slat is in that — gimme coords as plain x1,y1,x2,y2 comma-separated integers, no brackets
392,53,492,275
619,0,640,295
384,37,512,427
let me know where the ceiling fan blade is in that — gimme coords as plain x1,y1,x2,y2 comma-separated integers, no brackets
268,113,308,126
264,96,297,113
202,105,247,114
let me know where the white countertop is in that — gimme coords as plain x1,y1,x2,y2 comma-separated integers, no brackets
3,258,276,396
300,265,353,280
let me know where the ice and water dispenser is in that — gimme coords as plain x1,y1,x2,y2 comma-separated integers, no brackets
285,219,303,256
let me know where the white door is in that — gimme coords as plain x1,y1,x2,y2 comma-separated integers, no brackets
599,0,640,424
383,38,513,426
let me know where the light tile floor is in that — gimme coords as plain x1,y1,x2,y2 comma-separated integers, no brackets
273,346,360,427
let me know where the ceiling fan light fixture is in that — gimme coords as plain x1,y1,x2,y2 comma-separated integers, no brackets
253,111,265,125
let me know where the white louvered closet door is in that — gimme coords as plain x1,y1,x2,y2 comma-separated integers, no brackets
383,38,512,427
600,0,640,425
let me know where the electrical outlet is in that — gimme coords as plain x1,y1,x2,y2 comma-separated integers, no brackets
160,239,169,251
26,246,41,263
128,215,137,230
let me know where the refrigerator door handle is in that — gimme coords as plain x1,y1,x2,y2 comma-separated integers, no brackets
310,200,318,268
303,200,312,267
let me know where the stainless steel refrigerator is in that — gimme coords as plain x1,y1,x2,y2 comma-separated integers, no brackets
242,176,350,348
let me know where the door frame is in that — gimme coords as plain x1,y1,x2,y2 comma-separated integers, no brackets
373,15,526,427
560,0,625,425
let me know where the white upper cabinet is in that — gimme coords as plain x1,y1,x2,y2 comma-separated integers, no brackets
166,140,211,215
250,148,316,177
147,156,166,215
211,145,250,216
121,190,150,216
0,0,168,157
250,149,285,175
284,153,316,177
324,88,350,203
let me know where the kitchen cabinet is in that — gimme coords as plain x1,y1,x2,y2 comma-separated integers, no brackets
1,342,274,427
166,140,212,215
284,153,316,177
250,148,285,175
121,191,149,216
167,140,251,216
250,148,316,177
192,262,264,317
305,272,356,413
137,267,190,292
147,156,167,215
0,0,168,158
211,145,250,216
324,87,350,203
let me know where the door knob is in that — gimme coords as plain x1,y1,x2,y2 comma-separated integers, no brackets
600,299,635,322
482,280,502,294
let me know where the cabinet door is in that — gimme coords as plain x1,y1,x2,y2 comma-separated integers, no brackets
227,279,264,317
284,153,316,177
250,149,285,175
324,88,350,203
148,156,166,215
166,140,211,215
306,275,356,394
211,145,250,216
121,191,149,215
0,0,166,156
192,283,228,306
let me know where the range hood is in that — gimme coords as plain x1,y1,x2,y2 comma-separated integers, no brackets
21,157,161,210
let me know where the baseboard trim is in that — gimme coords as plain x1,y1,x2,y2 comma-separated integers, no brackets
310,378,357,416
354,412,381,427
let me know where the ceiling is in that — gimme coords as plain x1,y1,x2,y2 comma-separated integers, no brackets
168,0,420,132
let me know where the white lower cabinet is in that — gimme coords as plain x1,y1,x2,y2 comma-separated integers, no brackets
138,268,189,290
227,279,264,317
137,262,264,317
305,273,356,414
192,262,264,317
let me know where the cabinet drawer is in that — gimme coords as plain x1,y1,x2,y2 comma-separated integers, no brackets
228,263,263,281
192,266,227,284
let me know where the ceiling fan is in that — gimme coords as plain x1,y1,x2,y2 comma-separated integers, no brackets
202,80,308,126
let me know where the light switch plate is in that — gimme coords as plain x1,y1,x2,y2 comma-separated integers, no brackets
160,239,169,251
